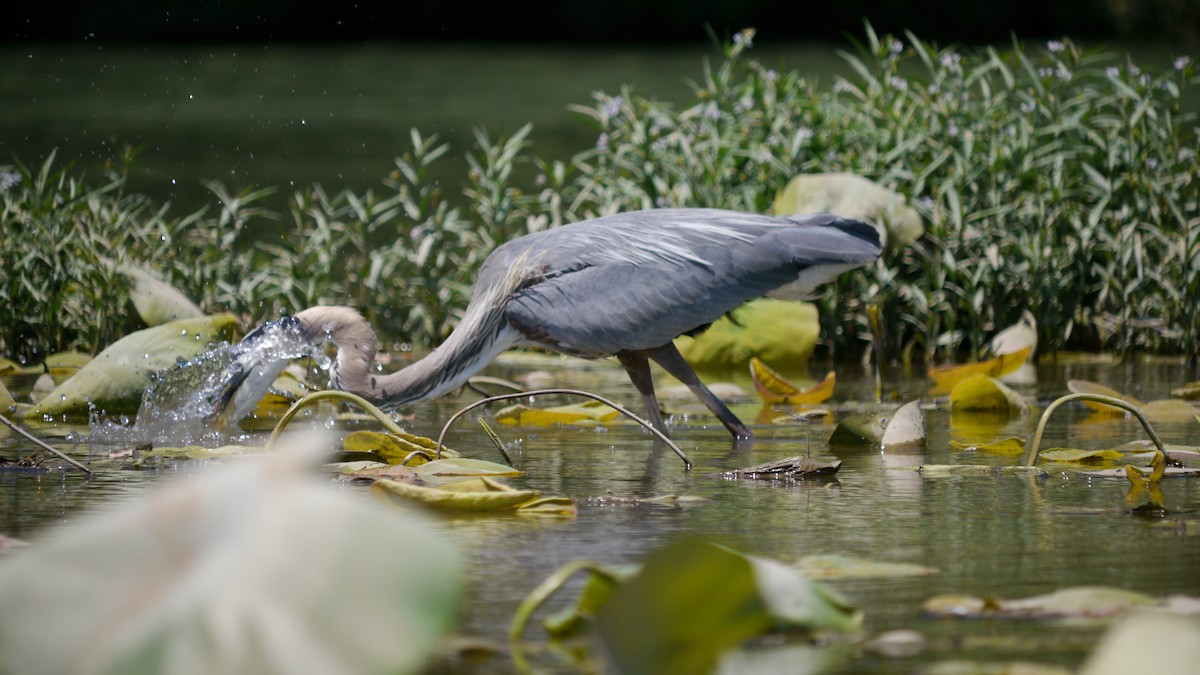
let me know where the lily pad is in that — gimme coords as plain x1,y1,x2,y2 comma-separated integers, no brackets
676,299,820,370
411,458,523,478
0,382,14,417
749,357,835,404
1068,380,1145,413
494,400,620,426
341,430,460,465
1081,611,1200,675
924,586,1161,619
928,346,1034,395
795,554,939,580
881,400,925,451
950,374,1027,415
24,314,239,420
121,264,204,326
1038,448,1125,465
1171,381,1200,401
773,172,922,247
371,476,573,515
0,451,463,675
989,312,1038,361
828,413,887,446
949,437,1026,456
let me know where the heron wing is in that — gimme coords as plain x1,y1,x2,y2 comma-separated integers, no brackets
491,209,880,356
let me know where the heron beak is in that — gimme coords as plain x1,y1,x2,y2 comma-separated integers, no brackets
206,315,316,429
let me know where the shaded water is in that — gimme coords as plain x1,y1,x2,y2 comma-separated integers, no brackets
2,353,1199,671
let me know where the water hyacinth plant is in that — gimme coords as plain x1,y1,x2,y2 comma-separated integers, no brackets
1,26,1196,364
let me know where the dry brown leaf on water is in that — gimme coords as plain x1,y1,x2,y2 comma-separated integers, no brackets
749,357,835,405
721,456,840,479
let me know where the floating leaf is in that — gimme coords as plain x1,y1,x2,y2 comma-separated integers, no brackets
721,456,840,479
828,413,886,445
0,382,14,417
24,315,239,420
43,351,92,383
540,564,638,638
1067,380,1145,412
342,430,460,465
773,172,921,247
950,437,1026,456
411,458,523,478
371,476,572,515
1038,448,1124,465
989,312,1037,360
950,374,1027,414
881,400,925,451
594,539,862,675
494,400,620,426
676,299,820,369
924,586,1160,619
1171,381,1200,401
795,554,939,580
121,264,205,326
1141,399,1200,423
927,346,1034,394
0,450,462,675
749,358,835,405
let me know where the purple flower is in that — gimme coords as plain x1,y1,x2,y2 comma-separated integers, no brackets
1175,56,1192,71
596,133,609,149
1047,40,1065,53
1106,66,1120,78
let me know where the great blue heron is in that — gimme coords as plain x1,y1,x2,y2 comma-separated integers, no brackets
229,208,881,441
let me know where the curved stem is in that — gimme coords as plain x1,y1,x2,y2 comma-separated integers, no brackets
265,390,407,449
436,388,692,470
508,559,616,643
1022,393,1168,467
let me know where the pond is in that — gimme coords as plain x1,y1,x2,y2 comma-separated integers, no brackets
2,352,1198,672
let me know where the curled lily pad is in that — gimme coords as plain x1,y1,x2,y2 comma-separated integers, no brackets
773,172,922,247
829,413,886,446
989,312,1038,360
121,264,204,326
371,476,573,515
927,346,1033,395
1068,381,1199,423
1171,381,1200,401
1068,380,1145,413
342,430,460,465
924,586,1161,619
676,299,820,369
749,358,835,405
881,400,925,452
950,374,1028,415
24,315,239,420
494,400,620,426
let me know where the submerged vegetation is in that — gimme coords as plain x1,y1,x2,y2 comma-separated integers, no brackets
1,27,1196,364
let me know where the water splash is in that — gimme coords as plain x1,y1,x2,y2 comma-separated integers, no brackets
91,317,329,446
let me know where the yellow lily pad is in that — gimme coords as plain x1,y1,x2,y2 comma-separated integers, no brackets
950,374,1027,414
749,358,835,405
372,476,539,512
1171,381,1200,400
1142,399,1200,423
676,299,820,370
494,400,620,426
949,437,1026,456
1067,380,1144,413
342,430,459,465
928,346,1034,395
1038,448,1124,465
773,172,921,247
0,358,18,376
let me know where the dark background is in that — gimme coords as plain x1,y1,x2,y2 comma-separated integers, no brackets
6,0,1199,45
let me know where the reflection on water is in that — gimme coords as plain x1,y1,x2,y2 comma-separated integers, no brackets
2,355,1199,671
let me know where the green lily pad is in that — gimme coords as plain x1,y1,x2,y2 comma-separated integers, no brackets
371,476,573,514
411,458,523,478
121,264,204,326
494,400,621,426
829,413,886,445
1038,448,1124,465
341,430,460,465
676,299,820,370
795,554,939,580
773,172,921,247
0,382,14,417
24,315,239,420
0,452,462,675
950,374,1028,415
950,437,1026,456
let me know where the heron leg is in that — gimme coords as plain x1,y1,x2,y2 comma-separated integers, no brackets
644,343,755,443
616,352,670,438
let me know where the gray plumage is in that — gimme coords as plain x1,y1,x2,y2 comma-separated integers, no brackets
242,208,880,442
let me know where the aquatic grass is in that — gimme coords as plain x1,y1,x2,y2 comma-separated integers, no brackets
2,27,1195,364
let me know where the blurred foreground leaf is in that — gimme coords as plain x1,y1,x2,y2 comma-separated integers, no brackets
0,449,462,675
923,586,1183,619
594,539,861,675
